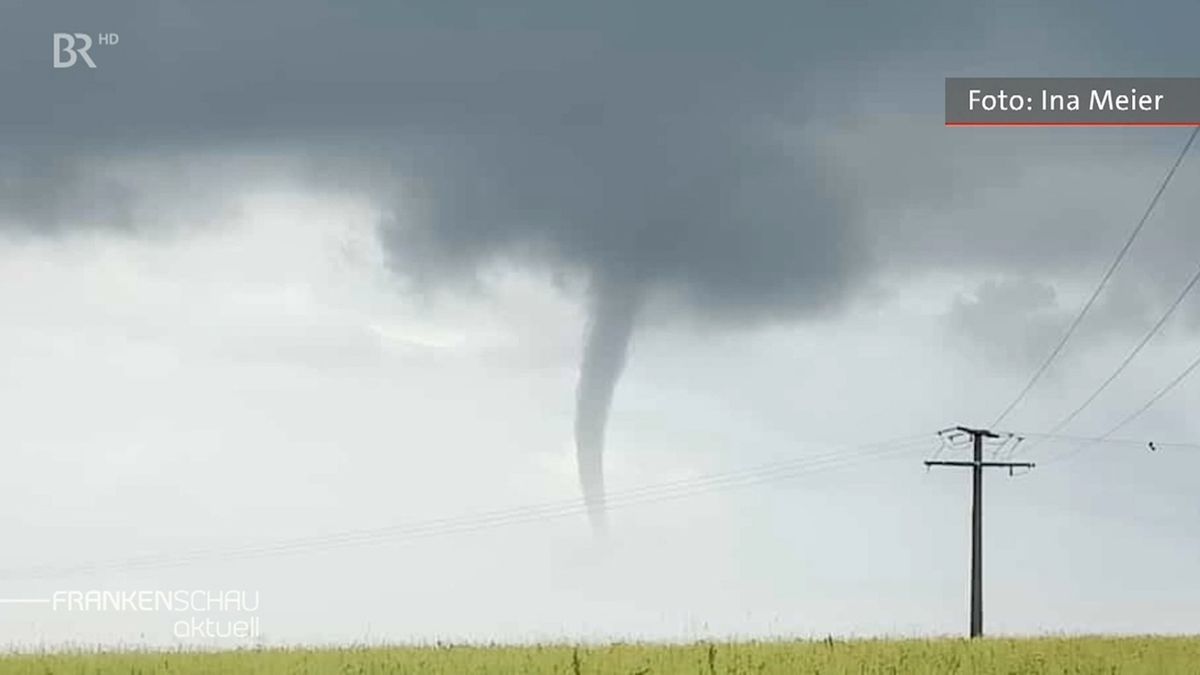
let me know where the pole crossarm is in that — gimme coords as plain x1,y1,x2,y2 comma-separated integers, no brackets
939,425,1002,439
925,461,1036,469
954,425,1001,438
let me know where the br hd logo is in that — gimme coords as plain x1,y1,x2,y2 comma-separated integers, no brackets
53,32,119,69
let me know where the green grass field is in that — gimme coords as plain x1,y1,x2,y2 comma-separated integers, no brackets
1,637,1197,674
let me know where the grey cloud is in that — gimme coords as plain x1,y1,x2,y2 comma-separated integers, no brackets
0,153,138,233
948,276,1159,372
6,0,1200,520
8,1,1197,308
948,278,1071,370
382,119,858,320
0,149,286,239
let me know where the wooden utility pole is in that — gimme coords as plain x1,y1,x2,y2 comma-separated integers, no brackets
926,426,1033,638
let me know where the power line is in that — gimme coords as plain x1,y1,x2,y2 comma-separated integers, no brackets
1040,257,1200,438
1010,429,1200,466
991,126,1200,427
1010,431,1200,451
0,434,935,580
1101,349,1200,438
4,437,929,579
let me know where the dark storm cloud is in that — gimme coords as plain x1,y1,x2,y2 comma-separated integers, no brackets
6,0,1199,519
6,1,1196,287
827,122,1200,280
4,2,954,296
3,0,990,525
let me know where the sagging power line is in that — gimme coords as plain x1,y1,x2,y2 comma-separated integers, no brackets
1100,347,1200,438
1010,431,1200,452
1039,257,1200,438
0,434,935,581
991,126,1199,428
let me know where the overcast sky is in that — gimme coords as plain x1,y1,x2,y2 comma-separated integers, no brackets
2,1,1200,646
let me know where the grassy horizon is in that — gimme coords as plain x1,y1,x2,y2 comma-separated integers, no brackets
0,636,1197,674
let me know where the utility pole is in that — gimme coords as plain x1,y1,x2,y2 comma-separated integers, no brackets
926,426,1034,638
